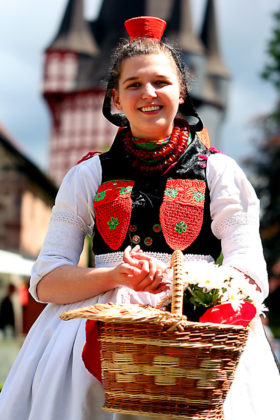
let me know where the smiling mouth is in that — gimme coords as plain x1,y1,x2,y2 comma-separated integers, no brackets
139,105,162,113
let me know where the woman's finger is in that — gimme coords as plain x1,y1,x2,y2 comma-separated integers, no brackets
133,260,152,290
130,253,152,263
131,245,142,253
151,281,171,294
143,270,162,292
148,258,157,278
120,263,143,277
135,259,159,291
130,253,168,274
123,246,141,267
123,246,132,262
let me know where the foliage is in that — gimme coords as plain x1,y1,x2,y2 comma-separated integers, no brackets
245,9,280,336
247,10,280,266
248,119,280,264
261,11,280,95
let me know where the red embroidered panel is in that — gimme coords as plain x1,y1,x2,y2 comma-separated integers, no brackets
94,180,135,250
160,179,206,250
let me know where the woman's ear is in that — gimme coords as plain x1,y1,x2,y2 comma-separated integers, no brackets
112,88,122,110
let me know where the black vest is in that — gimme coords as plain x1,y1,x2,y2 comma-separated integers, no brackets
92,128,221,260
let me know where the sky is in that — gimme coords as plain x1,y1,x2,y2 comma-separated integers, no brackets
0,0,279,173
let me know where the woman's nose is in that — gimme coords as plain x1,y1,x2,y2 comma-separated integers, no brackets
142,83,157,100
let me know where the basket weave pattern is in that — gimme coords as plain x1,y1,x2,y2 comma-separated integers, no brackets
60,251,249,419
99,321,248,419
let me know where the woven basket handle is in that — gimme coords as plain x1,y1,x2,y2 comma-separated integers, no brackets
170,250,184,315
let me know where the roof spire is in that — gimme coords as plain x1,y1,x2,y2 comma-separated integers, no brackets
200,0,229,78
47,0,99,56
168,0,204,54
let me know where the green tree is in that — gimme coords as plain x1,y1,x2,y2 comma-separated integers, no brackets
261,11,280,102
249,10,280,265
247,10,280,336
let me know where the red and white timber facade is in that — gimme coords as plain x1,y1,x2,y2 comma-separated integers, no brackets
43,49,116,185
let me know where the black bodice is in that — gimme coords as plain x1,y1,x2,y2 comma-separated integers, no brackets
92,127,221,260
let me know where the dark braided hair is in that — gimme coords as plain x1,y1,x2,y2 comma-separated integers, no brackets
102,38,203,132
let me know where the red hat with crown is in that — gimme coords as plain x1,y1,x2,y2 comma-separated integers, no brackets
124,16,166,41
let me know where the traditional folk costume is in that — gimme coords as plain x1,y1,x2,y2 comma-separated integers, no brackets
0,16,279,420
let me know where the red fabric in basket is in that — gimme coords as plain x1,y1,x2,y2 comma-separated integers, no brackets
199,301,256,326
82,320,102,383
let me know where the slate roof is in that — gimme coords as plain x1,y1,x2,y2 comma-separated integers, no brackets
200,0,230,78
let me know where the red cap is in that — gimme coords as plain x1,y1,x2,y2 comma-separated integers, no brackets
124,16,166,41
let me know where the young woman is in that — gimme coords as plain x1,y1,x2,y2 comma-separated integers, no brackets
0,16,279,420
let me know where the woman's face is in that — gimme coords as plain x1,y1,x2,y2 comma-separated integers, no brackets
112,53,184,139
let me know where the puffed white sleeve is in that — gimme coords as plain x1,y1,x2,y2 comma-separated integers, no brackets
29,156,102,301
207,153,268,299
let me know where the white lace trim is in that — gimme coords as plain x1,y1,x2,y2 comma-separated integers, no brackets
213,213,259,239
51,212,90,235
94,252,214,268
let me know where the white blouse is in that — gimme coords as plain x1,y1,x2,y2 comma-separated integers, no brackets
29,152,268,302
2,152,278,420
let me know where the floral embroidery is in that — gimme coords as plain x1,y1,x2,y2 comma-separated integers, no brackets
144,237,153,246
193,191,205,202
129,225,137,232
175,221,187,234
95,191,106,201
131,235,140,244
119,186,133,195
108,216,119,230
164,188,178,198
153,224,161,233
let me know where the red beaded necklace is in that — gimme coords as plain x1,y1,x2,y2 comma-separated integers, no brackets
123,121,190,175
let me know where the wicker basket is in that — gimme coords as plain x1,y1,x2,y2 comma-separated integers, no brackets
60,250,249,419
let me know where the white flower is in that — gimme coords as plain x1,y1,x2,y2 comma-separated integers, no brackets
179,261,262,311
160,260,265,316
183,261,224,289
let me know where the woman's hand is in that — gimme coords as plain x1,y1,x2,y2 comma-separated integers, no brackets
124,245,169,274
113,246,170,294
37,246,169,304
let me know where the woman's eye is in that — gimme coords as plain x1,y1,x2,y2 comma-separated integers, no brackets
127,82,140,89
155,80,168,86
